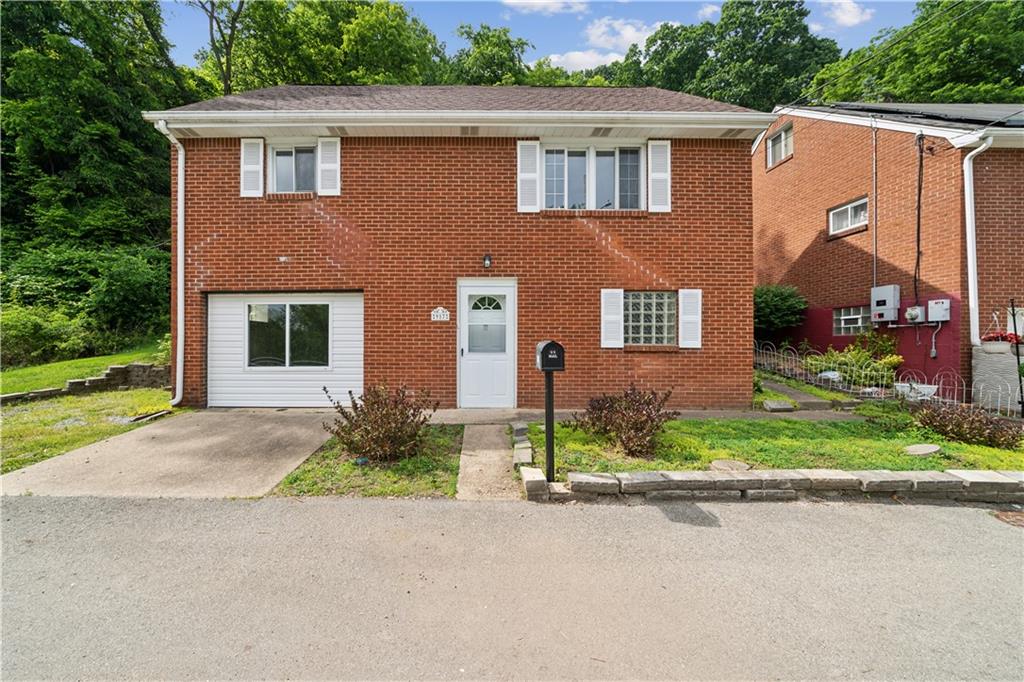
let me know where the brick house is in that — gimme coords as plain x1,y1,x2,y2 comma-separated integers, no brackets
143,85,773,409
752,102,1023,382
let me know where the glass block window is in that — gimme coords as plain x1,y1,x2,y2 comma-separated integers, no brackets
624,291,677,345
833,305,871,336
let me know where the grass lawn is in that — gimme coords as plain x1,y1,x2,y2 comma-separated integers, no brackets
1,388,176,474
273,425,464,497
531,403,1024,481
756,370,850,403
752,386,795,409
1,340,162,395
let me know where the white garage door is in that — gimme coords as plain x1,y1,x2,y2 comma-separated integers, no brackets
207,293,363,407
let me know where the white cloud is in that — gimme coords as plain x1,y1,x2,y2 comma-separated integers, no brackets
501,0,588,15
500,10,513,21
584,17,669,52
545,49,624,71
697,4,720,20
822,0,875,27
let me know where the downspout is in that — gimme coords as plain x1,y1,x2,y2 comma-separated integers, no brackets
963,136,993,346
155,120,186,406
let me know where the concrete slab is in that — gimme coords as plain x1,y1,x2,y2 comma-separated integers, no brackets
1,409,330,498
455,425,520,501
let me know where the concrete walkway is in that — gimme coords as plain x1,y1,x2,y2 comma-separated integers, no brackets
1,410,328,498
455,425,520,500
762,379,834,410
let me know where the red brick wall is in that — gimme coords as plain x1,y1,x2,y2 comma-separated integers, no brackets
752,115,969,379
170,136,754,408
972,147,1024,336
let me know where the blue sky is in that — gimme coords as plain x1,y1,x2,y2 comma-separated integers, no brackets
163,0,919,71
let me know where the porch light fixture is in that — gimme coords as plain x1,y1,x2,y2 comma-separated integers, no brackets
482,254,492,269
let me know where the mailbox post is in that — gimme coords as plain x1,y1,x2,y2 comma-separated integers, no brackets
535,340,565,482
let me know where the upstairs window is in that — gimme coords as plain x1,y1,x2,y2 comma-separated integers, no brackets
272,146,316,193
766,126,792,168
829,197,869,236
543,146,644,210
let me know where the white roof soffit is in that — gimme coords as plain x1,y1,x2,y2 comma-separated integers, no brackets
775,106,1024,149
142,109,777,138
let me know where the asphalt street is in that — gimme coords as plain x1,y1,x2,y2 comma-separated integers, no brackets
2,495,1022,680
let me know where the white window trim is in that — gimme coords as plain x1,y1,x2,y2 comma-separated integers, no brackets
832,305,871,336
540,143,646,211
244,300,333,371
828,197,869,236
268,141,317,194
766,126,792,168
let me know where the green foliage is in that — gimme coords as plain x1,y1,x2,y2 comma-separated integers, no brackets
754,285,808,339
153,333,173,367
570,384,678,459
0,305,90,368
753,374,764,394
804,346,903,387
1,340,161,395
323,386,439,462
807,0,1024,103
851,330,899,359
451,24,531,85
913,402,1023,450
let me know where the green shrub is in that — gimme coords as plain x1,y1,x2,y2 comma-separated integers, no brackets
753,375,764,394
570,384,678,459
86,251,168,332
153,333,172,366
0,304,89,367
804,346,903,387
323,386,438,462
850,330,899,359
913,402,1022,450
754,285,808,340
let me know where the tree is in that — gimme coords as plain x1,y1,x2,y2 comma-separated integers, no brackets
694,0,840,110
641,22,714,92
191,0,246,95
807,0,1024,103
451,24,531,85
754,285,808,340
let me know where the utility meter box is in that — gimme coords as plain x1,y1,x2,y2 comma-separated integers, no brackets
536,340,565,372
871,285,900,322
928,298,951,322
905,306,925,324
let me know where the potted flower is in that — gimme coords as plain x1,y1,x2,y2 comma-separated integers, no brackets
981,331,1021,354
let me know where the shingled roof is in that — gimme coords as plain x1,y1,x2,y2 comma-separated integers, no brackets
168,85,755,114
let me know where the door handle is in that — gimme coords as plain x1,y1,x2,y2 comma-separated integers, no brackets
460,348,464,357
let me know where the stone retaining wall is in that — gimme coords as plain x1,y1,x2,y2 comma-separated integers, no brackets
1,363,170,404
519,466,1024,506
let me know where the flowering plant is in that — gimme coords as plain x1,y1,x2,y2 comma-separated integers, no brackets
981,331,1022,344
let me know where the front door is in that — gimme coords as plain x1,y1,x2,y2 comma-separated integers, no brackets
458,280,516,408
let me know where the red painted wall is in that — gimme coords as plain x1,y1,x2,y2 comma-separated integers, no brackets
170,136,755,408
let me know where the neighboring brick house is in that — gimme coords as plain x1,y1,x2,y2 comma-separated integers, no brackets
752,102,1023,382
144,85,773,409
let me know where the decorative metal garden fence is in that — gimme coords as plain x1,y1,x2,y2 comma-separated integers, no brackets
754,341,1023,419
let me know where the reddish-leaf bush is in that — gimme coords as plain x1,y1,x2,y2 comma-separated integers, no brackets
913,401,1022,450
323,385,438,462
571,384,678,459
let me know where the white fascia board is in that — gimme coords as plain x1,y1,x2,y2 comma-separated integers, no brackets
142,108,777,131
772,106,1022,149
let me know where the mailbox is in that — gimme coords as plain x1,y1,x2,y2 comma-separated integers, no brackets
536,340,565,372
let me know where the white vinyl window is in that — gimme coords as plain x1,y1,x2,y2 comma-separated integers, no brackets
833,305,871,336
829,197,869,235
270,145,316,193
766,126,792,168
247,303,330,367
623,291,677,345
542,145,644,210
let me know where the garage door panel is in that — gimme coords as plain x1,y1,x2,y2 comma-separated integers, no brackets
207,293,364,408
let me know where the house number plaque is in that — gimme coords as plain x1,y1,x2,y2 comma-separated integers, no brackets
431,306,450,322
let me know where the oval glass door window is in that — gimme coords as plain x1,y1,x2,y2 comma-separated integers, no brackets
468,295,506,353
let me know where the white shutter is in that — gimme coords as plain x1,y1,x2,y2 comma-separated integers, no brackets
678,289,702,349
600,289,624,349
647,140,671,213
240,138,264,197
317,137,341,196
517,140,541,213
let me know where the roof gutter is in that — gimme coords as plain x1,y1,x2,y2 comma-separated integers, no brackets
155,120,186,406
963,135,993,346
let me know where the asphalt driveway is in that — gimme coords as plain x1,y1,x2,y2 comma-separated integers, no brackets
0,409,330,498
2,496,1021,680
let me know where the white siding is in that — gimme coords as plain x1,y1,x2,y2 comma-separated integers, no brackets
207,293,363,407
